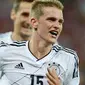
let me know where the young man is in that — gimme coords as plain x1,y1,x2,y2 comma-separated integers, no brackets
0,0,80,85
0,0,34,43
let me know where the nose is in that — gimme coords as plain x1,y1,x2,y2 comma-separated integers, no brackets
25,17,30,24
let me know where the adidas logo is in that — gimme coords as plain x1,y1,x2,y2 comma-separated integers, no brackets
15,63,24,69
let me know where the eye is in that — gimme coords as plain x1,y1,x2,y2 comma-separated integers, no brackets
59,19,64,24
21,12,29,17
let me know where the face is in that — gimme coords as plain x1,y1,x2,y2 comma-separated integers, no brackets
33,7,64,44
11,2,32,38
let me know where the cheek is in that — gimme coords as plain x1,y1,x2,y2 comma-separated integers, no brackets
38,21,50,33
16,15,22,21
17,18,22,24
37,27,47,37
58,27,63,35
60,26,63,32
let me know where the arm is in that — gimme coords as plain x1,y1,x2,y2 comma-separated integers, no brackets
64,53,80,85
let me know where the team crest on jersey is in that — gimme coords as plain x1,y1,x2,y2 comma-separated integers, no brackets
48,62,65,79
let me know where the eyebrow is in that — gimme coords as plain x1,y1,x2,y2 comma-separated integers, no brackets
21,12,29,16
46,17,64,22
46,17,56,21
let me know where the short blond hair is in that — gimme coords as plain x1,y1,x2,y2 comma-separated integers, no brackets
13,0,34,12
31,0,64,19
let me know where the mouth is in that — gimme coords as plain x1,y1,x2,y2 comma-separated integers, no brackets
49,30,58,37
22,25,29,29
21,23,30,29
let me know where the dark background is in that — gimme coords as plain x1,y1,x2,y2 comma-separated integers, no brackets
0,0,85,85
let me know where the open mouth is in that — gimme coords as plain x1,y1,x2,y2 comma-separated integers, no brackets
21,23,29,29
22,25,28,29
49,31,58,36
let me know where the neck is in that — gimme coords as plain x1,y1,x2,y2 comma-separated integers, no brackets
12,32,30,41
29,34,52,59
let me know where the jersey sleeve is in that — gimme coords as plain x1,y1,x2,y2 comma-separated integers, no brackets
0,42,7,79
64,52,80,85
0,33,5,42
0,51,3,79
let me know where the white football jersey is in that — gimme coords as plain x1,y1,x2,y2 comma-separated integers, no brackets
0,32,13,44
0,41,80,85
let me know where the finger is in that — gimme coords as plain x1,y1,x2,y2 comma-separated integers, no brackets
48,67,58,80
47,78,54,85
46,68,60,85
46,72,61,85
52,67,60,80
47,67,61,85
46,70,54,82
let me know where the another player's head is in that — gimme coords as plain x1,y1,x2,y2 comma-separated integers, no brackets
30,0,64,44
11,0,34,41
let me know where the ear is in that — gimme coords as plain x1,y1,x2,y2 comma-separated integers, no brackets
10,9,16,20
30,17,38,29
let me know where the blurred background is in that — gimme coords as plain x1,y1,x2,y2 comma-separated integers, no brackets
0,0,85,85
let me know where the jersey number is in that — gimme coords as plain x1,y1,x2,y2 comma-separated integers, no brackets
31,75,44,85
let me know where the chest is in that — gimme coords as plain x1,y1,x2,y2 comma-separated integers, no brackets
1,51,69,85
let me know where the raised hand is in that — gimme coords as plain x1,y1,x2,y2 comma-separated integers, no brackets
46,67,61,85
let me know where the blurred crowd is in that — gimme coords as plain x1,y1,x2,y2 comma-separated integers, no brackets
0,0,85,85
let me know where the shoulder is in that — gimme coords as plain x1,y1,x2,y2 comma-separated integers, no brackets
0,32,12,38
0,41,26,48
0,41,27,58
53,44,77,54
10,41,26,47
0,32,12,43
0,41,9,47
0,41,27,57
53,44,79,61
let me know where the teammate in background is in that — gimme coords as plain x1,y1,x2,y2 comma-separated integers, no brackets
0,0,80,85
0,0,34,43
